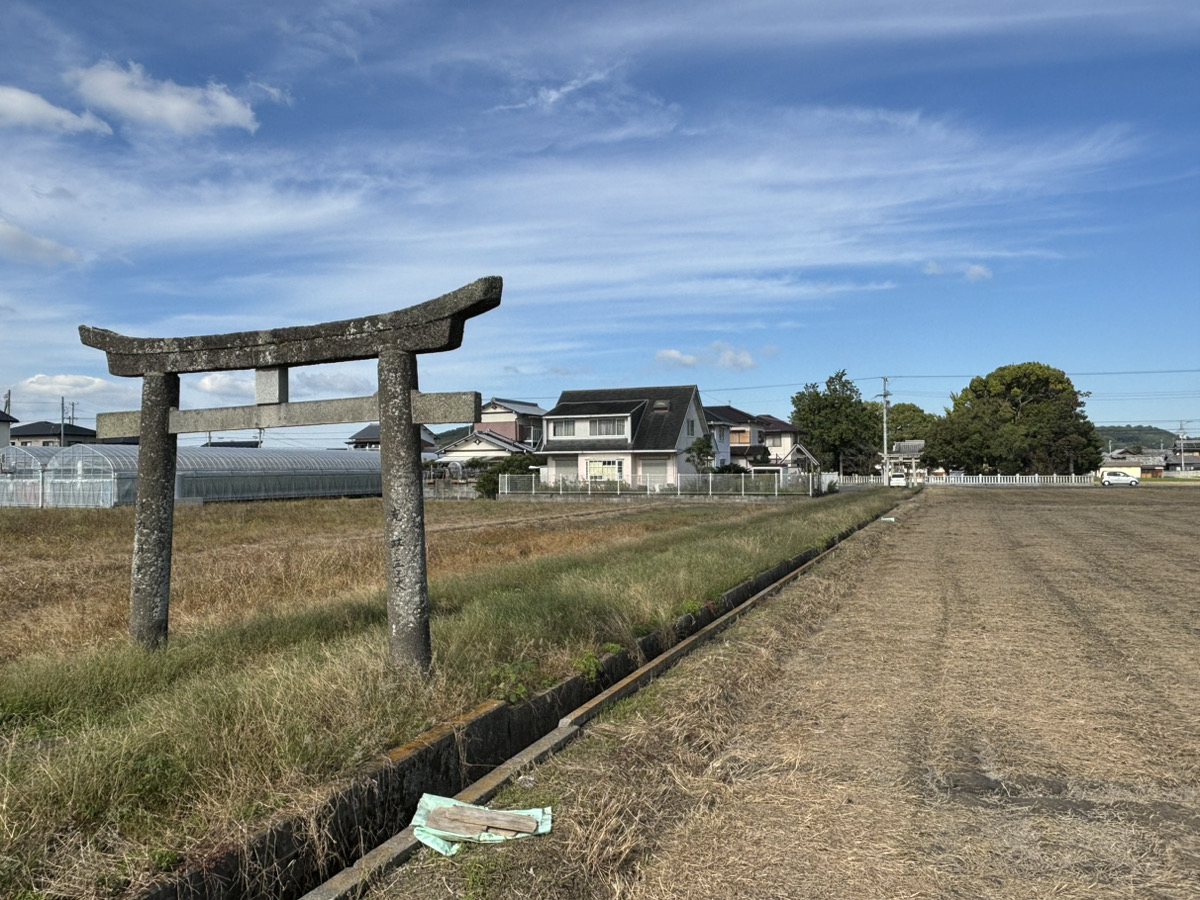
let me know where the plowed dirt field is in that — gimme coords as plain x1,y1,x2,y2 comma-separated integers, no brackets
374,487,1200,899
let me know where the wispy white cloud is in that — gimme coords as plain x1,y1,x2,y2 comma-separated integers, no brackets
924,260,996,282
711,342,756,371
251,81,293,106
0,216,80,265
655,342,756,371
656,349,698,368
15,373,141,419
291,367,375,399
20,373,114,397
66,61,257,135
194,372,253,402
494,70,614,112
0,1,1189,434
0,85,111,134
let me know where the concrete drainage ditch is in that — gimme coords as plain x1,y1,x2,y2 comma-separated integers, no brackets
136,521,872,900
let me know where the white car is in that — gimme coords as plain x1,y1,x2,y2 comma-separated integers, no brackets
1100,471,1139,487
888,472,908,487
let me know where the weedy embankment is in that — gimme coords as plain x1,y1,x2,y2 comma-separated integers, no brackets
0,490,901,898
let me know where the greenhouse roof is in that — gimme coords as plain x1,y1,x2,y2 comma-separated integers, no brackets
1,445,59,468
48,445,384,475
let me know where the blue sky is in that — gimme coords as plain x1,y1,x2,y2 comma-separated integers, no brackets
2,1,1198,448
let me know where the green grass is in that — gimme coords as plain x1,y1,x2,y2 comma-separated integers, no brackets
0,490,899,898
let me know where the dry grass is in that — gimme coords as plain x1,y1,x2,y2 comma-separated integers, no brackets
375,489,1200,900
0,492,900,898
0,499,736,661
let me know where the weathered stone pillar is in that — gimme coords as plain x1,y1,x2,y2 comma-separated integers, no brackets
378,348,432,673
130,371,180,650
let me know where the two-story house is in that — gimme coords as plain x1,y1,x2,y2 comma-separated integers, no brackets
757,414,806,468
541,385,709,486
703,405,765,470
477,398,545,448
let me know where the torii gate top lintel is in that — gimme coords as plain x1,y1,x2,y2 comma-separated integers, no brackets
79,276,502,377
81,275,501,667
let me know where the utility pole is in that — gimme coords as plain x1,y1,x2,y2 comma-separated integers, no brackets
60,396,66,447
882,376,890,484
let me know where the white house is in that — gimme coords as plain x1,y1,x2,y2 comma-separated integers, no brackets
477,398,545,448
757,414,806,468
439,429,535,463
541,385,709,486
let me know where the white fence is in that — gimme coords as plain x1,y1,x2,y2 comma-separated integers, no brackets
924,473,1094,487
831,473,1095,488
499,472,838,498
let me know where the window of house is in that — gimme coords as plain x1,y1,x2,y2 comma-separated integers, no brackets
587,458,624,481
589,417,625,436
766,434,782,447
551,420,575,437
686,419,695,437
732,431,750,444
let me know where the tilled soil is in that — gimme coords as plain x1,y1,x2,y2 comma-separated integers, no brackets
373,487,1200,899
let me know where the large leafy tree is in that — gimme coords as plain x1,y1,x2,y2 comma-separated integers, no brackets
790,370,879,474
887,402,936,443
922,362,1102,475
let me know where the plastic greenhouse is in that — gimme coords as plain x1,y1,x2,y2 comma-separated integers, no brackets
0,446,58,508
41,445,383,508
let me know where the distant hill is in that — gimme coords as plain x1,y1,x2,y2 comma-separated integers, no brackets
433,424,471,448
1094,425,1180,451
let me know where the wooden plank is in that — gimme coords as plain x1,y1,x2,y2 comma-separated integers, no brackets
425,806,538,836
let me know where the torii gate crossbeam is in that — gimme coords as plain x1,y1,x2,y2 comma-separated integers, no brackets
80,276,502,672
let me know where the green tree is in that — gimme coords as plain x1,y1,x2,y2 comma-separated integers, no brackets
474,453,547,498
790,370,879,475
922,362,1102,475
684,435,716,472
887,402,936,443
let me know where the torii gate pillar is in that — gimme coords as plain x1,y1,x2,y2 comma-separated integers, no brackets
378,348,431,671
81,277,502,673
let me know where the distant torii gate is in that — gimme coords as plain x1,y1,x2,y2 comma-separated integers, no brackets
80,276,502,672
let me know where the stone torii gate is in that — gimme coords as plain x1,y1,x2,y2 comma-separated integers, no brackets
80,276,501,672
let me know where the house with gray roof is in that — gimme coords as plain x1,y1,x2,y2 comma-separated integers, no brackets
439,429,536,463
347,423,438,457
757,414,816,469
704,405,765,469
9,420,96,447
477,398,546,448
541,385,708,486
